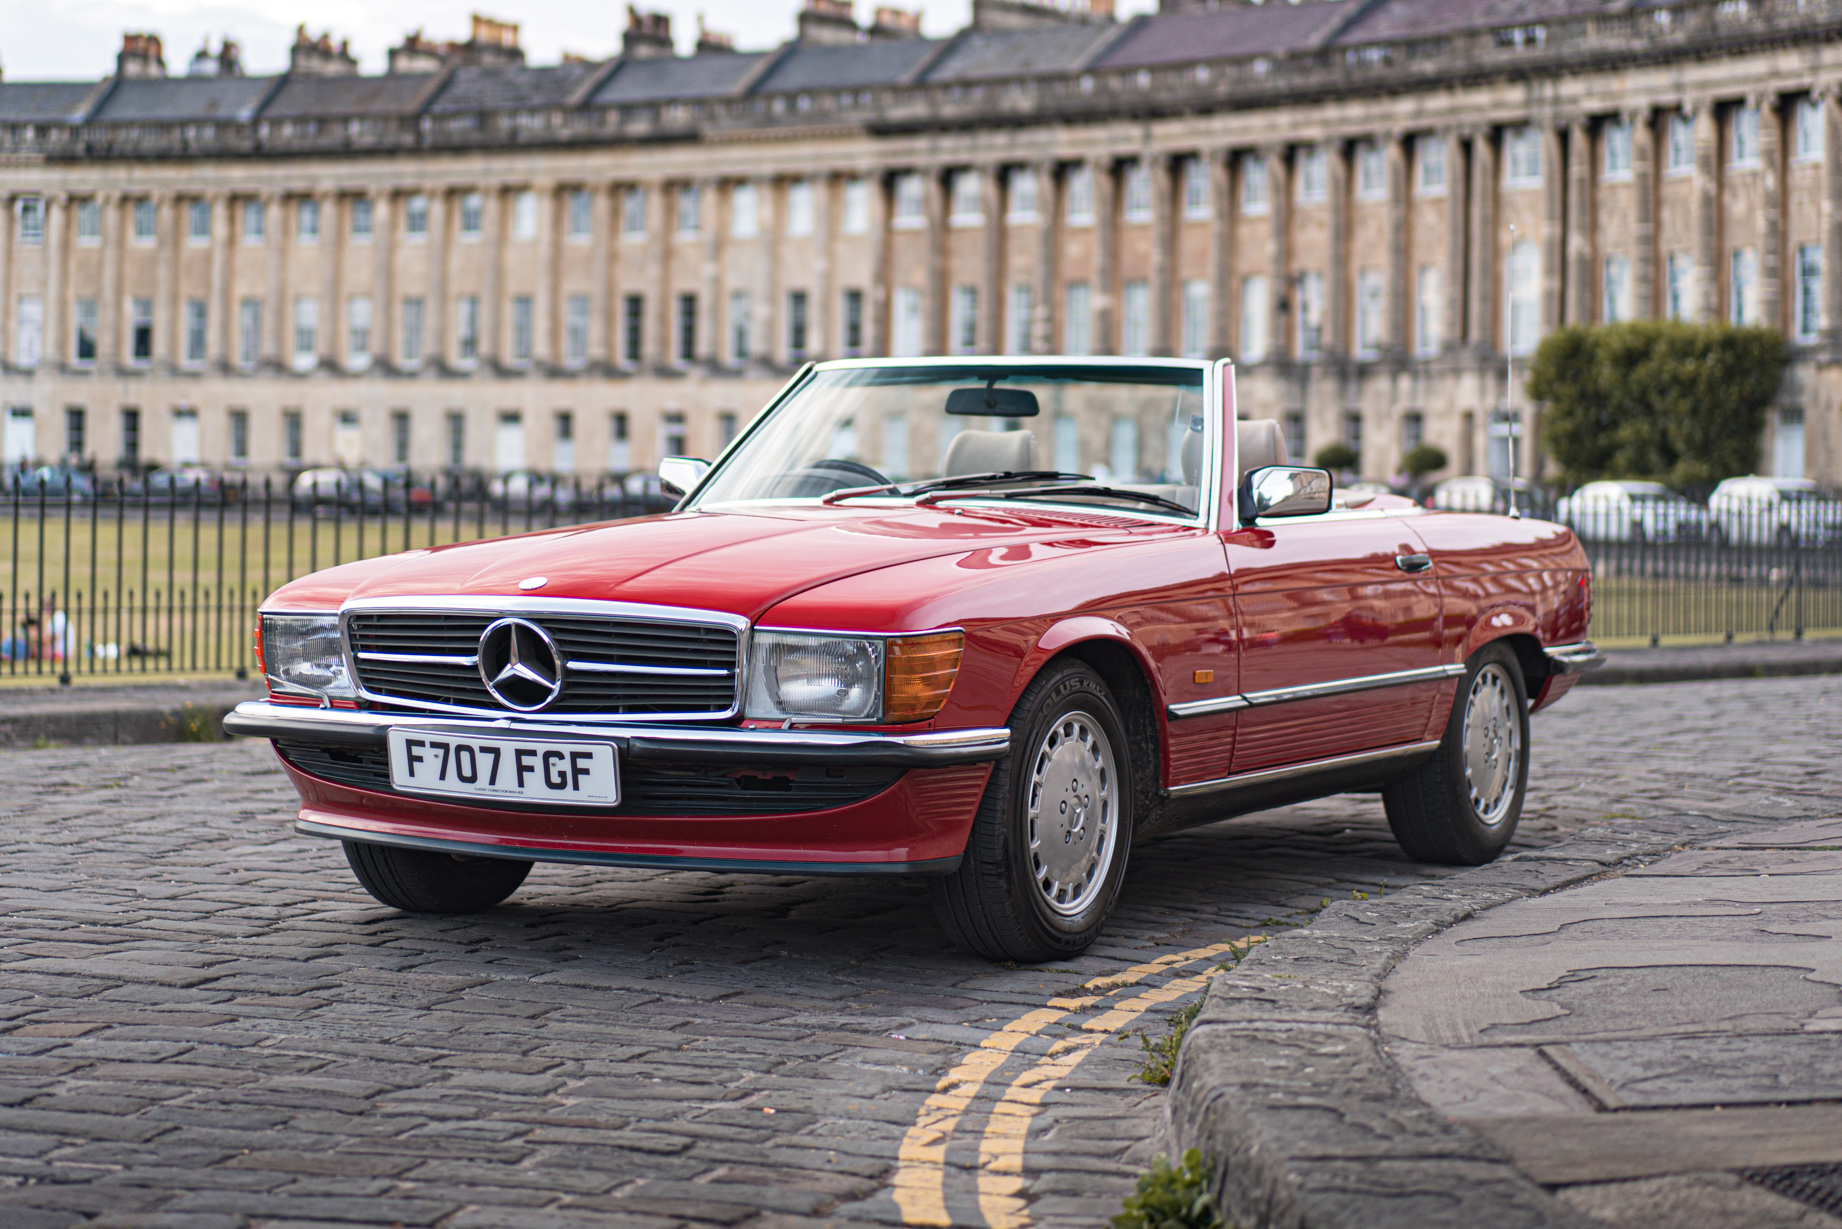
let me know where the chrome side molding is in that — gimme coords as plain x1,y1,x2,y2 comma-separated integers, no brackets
1167,663,1466,721
1167,739,1442,800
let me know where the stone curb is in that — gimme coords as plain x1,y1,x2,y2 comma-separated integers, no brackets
0,684,261,747
1164,811,1782,1229
1583,638,1842,685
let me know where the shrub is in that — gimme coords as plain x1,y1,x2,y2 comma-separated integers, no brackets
1528,321,1786,490
1312,443,1358,473
1402,443,1447,479
1112,1149,1225,1229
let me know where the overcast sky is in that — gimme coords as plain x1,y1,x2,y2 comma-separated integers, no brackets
0,0,1154,80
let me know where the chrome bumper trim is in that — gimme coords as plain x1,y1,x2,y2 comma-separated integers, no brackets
224,700,1011,768
295,820,964,876
1166,664,1466,721
1167,739,1442,799
1543,641,1606,676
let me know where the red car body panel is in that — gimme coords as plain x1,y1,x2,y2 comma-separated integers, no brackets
249,469,1593,871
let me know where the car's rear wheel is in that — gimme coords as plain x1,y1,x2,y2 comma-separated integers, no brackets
1382,643,1528,866
344,841,532,913
930,660,1132,963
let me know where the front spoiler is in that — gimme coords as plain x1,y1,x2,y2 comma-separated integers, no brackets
224,700,1012,768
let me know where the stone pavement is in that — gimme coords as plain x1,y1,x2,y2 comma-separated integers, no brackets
0,675,1838,1228
1383,815,1842,1229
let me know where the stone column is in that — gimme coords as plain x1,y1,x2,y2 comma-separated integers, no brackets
98,193,121,365
1468,130,1497,354
869,172,891,356
645,182,668,366
980,166,1003,355
1267,145,1291,362
263,193,284,367
1385,133,1409,355
1209,151,1233,359
1091,157,1116,355
153,192,177,367
1032,161,1059,354
923,167,946,356
1150,154,1174,356
426,189,449,369
1444,130,1469,351
810,173,832,361
319,191,340,368
208,193,231,366
697,179,720,365
1692,100,1719,323
1758,93,1784,333
1631,109,1657,320
1326,141,1349,358
1542,124,1567,334
37,194,66,368
0,191,11,366
591,184,613,367
1825,88,1842,345
1565,119,1595,324
755,177,777,365
533,182,556,366
373,192,395,369
480,188,503,366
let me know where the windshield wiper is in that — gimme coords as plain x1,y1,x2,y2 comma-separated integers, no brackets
820,471,1090,505
920,483,1196,517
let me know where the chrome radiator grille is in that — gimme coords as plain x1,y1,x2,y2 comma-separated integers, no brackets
347,610,740,717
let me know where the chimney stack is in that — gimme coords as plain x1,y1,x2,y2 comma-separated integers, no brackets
290,25,359,76
798,0,863,45
868,6,922,38
116,33,167,80
623,7,675,57
695,17,737,53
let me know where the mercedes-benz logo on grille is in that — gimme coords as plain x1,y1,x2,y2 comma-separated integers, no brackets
477,617,564,711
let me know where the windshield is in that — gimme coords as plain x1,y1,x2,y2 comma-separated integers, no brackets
693,362,1212,518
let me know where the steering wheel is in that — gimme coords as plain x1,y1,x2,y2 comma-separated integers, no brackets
767,458,891,499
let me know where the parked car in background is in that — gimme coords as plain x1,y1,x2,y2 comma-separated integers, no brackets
232,355,1600,963
292,468,394,513
488,470,581,512
1556,480,1709,542
4,465,95,501
604,472,681,516
1706,476,1842,547
124,466,228,505
1427,476,1533,514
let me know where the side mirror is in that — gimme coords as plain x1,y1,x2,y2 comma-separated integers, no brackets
1239,465,1333,522
658,456,711,498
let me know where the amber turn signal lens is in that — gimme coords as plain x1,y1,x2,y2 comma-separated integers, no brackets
252,615,266,676
882,632,964,724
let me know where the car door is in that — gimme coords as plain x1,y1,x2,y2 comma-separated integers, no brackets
1222,511,1445,775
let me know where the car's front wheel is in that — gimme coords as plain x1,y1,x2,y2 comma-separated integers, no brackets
1382,644,1529,865
930,661,1132,963
344,841,532,913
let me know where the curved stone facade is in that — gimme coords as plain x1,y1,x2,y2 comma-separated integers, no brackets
1,0,1837,484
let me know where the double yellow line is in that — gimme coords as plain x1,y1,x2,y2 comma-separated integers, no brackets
893,937,1260,1228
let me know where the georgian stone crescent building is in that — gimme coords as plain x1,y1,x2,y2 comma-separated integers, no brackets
0,0,1837,485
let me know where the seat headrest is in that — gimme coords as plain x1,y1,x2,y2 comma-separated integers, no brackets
1235,419,1288,484
944,428,1037,477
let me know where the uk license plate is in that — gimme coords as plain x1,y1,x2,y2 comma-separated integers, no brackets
386,729,619,806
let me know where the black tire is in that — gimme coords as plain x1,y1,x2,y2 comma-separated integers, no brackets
930,660,1133,963
1383,643,1529,866
344,841,532,913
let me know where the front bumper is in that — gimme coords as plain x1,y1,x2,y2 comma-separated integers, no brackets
223,700,1012,767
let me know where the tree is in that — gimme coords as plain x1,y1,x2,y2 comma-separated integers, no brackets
1313,442,1358,473
1529,321,1787,491
1403,443,1448,480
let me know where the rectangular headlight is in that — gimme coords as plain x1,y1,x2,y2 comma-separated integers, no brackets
261,614,356,700
744,630,964,724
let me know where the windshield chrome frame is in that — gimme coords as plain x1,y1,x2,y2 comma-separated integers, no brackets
681,356,1225,529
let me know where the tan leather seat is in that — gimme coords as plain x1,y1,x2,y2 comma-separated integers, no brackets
944,428,1038,477
1235,419,1288,484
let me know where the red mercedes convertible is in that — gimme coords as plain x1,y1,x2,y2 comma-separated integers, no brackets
229,358,1600,962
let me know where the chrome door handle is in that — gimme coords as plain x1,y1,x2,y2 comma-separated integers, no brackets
1395,553,1432,573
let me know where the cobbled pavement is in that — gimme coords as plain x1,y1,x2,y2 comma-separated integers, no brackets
1,675,1838,1229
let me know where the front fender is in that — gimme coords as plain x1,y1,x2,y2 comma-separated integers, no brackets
1009,616,1163,709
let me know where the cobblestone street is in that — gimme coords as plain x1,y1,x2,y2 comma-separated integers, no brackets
2,675,1839,1229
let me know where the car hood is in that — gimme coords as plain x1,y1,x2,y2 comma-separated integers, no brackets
331,505,1180,622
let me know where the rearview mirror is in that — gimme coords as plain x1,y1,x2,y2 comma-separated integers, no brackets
658,456,711,498
945,386,1041,417
1240,465,1333,522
